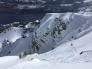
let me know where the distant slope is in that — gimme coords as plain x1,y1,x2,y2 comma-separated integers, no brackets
0,0,92,12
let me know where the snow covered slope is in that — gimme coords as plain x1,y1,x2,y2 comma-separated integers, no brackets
1,13,92,56
0,21,41,56
34,30,92,63
0,56,92,69
0,12,92,69
0,27,23,48
35,13,92,53
0,28,92,69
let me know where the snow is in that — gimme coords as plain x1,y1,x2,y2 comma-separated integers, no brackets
0,27,91,69
60,4,73,7
0,56,92,69
25,22,31,28
84,0,92,3
0,27,92,69
0,27,23,48
0,27,23,42
35,30,92,63
17,4,37,9
8,62,92,69
9,37,32,56
0,12,92,69
0,56,19,69
34,13,92,53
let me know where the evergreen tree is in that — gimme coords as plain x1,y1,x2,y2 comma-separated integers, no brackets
2,40,8,47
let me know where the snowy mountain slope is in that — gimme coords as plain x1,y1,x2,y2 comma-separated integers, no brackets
0,13,92,69
0,27,23,48
9,37,32,56
34,30,92,63
0,29,92,69
34,13,92,53
0,37,32,57
0,20,41,56
1,13,92,56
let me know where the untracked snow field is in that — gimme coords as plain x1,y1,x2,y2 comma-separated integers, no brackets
0,56,92,69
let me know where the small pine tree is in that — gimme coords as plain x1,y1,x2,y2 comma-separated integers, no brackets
78,29,81,33
22,35,26,38
40,39,45,43
2,40,8,47
62,22,67,30
71,43,73,46
32,36,40,53
72,36,74,39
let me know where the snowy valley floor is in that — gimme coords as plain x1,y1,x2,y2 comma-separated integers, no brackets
0,56,92,69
